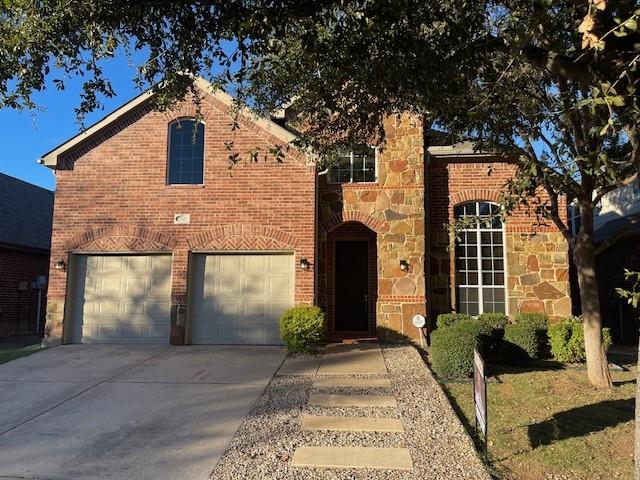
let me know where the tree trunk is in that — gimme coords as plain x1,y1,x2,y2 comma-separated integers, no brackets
573,203,613,389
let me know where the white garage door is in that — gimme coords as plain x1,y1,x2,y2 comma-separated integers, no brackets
69,255,172,344
189,253,294,344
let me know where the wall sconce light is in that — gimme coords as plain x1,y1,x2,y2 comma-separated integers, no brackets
299,258,311,270
399,260,409,272
54,259,67,272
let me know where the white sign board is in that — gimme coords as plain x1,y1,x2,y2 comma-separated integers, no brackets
411,314,426,328
473,348,487,438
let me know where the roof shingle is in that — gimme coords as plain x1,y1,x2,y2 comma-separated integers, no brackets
0,173,54,251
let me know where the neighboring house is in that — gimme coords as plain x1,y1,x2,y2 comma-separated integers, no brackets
0,173,53,337
39,78,571,345
593,179,640,344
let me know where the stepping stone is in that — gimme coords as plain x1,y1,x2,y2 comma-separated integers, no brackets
292,446,413,470
308,393,397,407
277,357,322,376
318,344,387,375
312,377,392,389
301,414,403,432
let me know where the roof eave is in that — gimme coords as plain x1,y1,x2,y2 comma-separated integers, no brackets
39,77,298,169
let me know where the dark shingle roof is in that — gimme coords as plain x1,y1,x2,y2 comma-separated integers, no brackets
0,173,54,251
594,215,640,243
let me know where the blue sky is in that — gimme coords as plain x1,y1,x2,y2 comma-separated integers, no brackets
0,57,144,191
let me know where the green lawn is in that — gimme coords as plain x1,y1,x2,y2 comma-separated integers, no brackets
0,345,42,365
442,365,635,480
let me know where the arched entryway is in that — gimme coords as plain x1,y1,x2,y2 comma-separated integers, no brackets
326,222,378,339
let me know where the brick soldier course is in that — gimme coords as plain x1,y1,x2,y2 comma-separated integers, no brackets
41,79,570,345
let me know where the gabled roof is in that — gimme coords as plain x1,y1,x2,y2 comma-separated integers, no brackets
0,173,54,251
40,77,297,169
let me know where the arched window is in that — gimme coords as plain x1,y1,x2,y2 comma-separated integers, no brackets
167,119,204,185
454,201,506,315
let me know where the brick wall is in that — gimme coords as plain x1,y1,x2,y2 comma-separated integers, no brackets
45,90,316,343
427,158,571,320
0,246,49,336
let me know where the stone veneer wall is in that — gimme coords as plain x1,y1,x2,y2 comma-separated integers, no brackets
506,232,571,319
427,158,571,321
318,114,426,340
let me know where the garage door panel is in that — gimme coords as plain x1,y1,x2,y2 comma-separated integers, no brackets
70,254,171,344
190,253,294,345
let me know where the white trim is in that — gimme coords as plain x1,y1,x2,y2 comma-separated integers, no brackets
455,201,507,315
327,147,378,184
427,142,495,158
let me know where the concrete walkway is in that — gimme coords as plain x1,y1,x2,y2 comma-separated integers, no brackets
280,343,414,472
0,345,284,480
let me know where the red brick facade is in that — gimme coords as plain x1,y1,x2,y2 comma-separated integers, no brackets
0,246,49,336
45,89,316,342
43,88,571,344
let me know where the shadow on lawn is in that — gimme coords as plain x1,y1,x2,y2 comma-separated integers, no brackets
528,398,634,448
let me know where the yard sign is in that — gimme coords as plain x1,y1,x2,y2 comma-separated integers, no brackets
473,348,488,452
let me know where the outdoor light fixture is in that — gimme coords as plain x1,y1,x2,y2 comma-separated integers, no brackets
400,259,409,272
54,259,67,271
299,258,311,270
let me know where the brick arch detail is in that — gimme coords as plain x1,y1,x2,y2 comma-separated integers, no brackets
162,103,213,124
187,225,299,251
321,212,389,233
65,225,177,252
450,189,501,206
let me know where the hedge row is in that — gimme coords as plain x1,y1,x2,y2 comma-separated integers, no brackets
430,312,611,378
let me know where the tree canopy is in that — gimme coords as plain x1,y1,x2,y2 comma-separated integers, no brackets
2,0,639,388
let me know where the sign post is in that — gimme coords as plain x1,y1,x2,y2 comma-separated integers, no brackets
473,348,488,454
411,314,426,348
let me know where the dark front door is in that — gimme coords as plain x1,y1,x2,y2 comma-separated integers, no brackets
335,240,369,331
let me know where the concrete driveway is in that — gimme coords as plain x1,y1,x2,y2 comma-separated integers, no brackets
0,344,284,480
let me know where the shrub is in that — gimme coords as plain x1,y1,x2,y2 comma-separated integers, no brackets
515,312,548,330
279,306,325,354
503,322,543,363
435,312,473,329
477,312,509,330
430,319,492,378
477,313,508,358
548,317,612,363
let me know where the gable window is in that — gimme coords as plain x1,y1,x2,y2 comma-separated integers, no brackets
454,201,506,315
167,119,204,185
328,147,377,183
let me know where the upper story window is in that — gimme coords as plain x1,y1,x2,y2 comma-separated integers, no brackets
328,147,377,183
167,119,204,185
454,201,506,315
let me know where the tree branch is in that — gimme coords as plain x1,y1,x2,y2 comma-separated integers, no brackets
593,172,639,205
546,181,575,246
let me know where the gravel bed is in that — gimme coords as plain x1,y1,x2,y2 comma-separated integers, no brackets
305,406,401,418
209,345,490,479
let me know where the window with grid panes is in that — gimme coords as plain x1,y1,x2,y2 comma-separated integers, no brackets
454,201,506,315
328,147,376,183
167,119,204,185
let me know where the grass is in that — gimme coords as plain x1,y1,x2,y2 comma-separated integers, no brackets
0,345,42,364
442,363,635,480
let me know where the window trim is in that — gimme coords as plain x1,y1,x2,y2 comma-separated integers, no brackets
166,117,206,186
327,147,378,184
454,201,509,316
